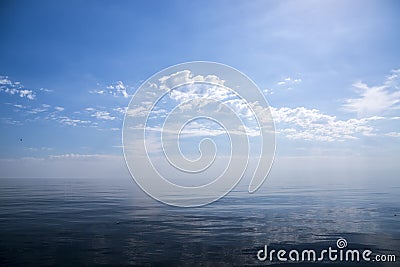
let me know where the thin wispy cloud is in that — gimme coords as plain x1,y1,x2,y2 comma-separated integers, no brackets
0,117,23,126
13,104,26,109
385,132,400,138
57,116,92,127
25,147,53,152
276,77,302,87
113,107,128,114
93,111,116,120
343,69,400,117
263,76,302,95
0,75,124,131
48,153,116,160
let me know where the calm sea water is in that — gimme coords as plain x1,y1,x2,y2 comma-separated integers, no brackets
0,177,399,266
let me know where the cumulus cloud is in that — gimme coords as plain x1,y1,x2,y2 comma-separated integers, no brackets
0,76,36,100
125,70,271,143
126,69,400,143
343,69,400,117
271,106,382,142
153,70,229,107
153,70,258,121
157,70,225,91
107,81,129,98
90,81,130,98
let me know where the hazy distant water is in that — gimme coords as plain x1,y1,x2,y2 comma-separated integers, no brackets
0,177,399,266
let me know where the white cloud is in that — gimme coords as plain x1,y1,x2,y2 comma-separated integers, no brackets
19,89,36,100
263,88,274,95
126,105,149,117
54,106,64,112
58,116,91,126
27,107,48,114
127,70,267,142
0,76,36,100
158,70,225,92
385,69,400,86
0,117,22,125
154,71,257,121
25,147,53,152
91,81,131,98
343,69,400,117
146,123,227,138
3,88,36,100
107,81,129,98
271,106,382,142
39,88,53,93
276,76,302,87
385,132,400,138
161,78,230,103
25,103,52,114
85,107,116,120
13,104,26,109
48,153,112,160
92,111,116,120
145,118,260,138
0,77,12,85
223,99,253,117
113,107,128,114
168,85,235,113
91,90,105,95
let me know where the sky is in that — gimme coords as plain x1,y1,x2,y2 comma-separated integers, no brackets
0,0,399,182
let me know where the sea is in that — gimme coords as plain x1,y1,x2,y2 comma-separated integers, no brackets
0,176,399,266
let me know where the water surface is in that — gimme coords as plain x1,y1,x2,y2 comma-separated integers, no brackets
0,177,399,266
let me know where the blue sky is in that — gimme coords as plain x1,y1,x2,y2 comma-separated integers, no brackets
0,0,399,180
